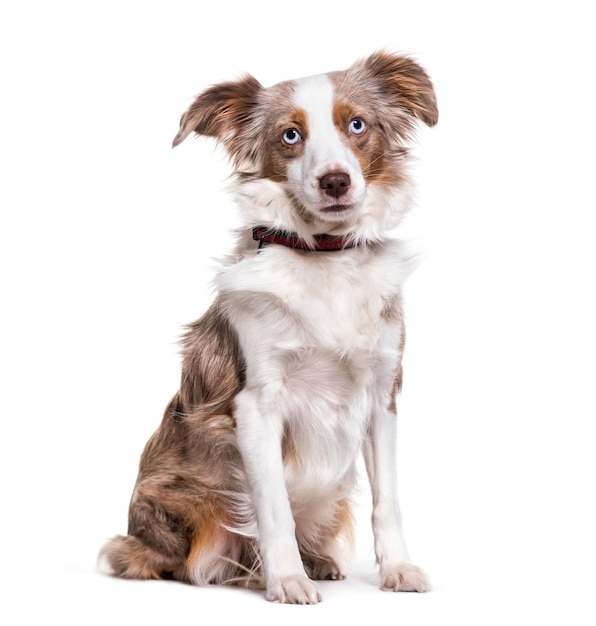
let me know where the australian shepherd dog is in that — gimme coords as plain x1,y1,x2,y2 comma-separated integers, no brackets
101,51,438,604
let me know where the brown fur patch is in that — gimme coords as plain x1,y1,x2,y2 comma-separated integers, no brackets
261,105,308,182
101,534,183,580
101,304,253,583
329,498,356,552
333,99,391,185
360,51,438,128
172,75,264,169
382,296,405,411
179,298,246,417
182,495,254,585
281,421,300,470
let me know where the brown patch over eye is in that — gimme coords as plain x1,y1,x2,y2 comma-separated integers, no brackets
333,102,361,136
261,107,308,182
333,100,390,184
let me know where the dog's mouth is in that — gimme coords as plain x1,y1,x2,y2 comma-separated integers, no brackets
320,204,353,214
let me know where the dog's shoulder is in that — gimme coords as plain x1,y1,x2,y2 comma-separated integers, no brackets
216,240,412,358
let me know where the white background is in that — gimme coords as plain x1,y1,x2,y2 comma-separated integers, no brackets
2,1,595,624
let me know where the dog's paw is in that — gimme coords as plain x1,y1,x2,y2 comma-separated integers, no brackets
381,563,430,593
303,556,345,581
266,575,322,604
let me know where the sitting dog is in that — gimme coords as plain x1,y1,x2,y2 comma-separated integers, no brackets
101,51,438,604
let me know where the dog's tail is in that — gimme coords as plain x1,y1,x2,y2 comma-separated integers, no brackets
99,534,182,580
99,530,263,587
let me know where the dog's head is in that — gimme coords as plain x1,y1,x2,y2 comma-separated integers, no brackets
173,51,437,240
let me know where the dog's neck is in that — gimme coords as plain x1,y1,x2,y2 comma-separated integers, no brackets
252,226,363,252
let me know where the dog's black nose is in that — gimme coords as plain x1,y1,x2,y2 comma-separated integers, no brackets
319,172,351,198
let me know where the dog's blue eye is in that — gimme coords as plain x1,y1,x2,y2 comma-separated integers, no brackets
282,128,302,145
348,118,366,135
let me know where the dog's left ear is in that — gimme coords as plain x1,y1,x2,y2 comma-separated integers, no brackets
362,51,438,128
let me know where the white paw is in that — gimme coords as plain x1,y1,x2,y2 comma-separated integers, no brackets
266,575,322,604
381,563,430,592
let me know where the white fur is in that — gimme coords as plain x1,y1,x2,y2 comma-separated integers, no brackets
232,176,413,245
211,76,429,601
218,240,421,599
103,52,435,604
286,75,367,219
229,74,414,245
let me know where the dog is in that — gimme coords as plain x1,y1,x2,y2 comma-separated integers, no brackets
101,51,438,604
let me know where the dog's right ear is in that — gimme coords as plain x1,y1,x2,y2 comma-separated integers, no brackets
172,75,263,148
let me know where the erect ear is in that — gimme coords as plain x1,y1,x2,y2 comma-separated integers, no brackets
172,75,263,148
362,51,438,128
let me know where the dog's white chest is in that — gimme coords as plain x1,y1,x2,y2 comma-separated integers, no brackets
219,241,409,401
218,242,410,495
220,242,408,350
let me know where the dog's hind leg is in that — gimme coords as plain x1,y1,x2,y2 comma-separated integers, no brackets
101,481,258,586
299,499,355,581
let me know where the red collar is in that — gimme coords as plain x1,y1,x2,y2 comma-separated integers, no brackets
252,226,361,252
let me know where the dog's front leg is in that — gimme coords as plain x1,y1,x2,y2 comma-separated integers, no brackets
234,388,321,604
363,408,430,592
